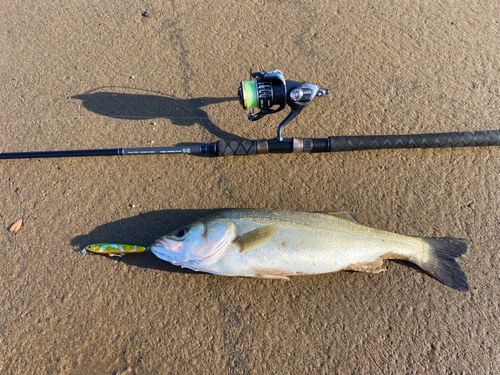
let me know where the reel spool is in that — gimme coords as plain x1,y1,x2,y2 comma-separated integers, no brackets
238,69,329,140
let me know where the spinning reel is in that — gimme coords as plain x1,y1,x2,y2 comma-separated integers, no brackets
238,69,329,141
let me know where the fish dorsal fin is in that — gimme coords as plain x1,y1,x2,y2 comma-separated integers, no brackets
319,211,360,224
234,225,277,254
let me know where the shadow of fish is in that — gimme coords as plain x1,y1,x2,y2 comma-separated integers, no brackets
150,209,469,291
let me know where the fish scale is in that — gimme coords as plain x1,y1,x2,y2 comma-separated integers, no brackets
211,211,424,275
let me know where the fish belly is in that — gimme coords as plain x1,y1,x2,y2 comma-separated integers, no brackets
205,210,428,278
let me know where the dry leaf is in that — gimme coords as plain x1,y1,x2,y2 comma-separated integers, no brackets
9,219,23,234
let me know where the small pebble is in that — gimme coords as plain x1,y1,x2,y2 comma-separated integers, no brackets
142,11,150,18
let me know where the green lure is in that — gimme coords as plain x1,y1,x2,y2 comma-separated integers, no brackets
84,243,147,255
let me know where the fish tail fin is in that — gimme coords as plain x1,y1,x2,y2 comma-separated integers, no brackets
417,237,470,292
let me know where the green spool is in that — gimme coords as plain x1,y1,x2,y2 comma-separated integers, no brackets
241,80,259,109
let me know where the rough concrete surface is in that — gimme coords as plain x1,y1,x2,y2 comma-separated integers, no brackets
1,1,499,374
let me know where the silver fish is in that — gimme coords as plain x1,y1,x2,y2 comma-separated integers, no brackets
150,209,470,291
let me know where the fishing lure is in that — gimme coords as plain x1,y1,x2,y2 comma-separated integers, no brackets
83,243,147,256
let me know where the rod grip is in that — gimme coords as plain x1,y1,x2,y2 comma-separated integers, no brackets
216,140,258,156
328,130,500,152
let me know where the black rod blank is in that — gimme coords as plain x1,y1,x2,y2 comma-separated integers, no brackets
0,148,122,159
0,144,217,159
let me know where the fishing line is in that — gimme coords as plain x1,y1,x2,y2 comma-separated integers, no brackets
0,114,247,127
83,85,181,98
0,86,248,127
1,242,71,253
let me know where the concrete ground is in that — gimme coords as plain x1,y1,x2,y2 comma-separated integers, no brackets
1,1,499,374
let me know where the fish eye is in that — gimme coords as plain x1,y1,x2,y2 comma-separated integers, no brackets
175,227,189,237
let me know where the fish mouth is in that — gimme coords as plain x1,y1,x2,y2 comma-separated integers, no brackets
150,244,174,263
149,245,159,256
152,237,182,252
149,238,182,263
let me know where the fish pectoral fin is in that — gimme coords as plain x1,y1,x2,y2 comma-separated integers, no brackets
319,211,360,224
234,225,277,254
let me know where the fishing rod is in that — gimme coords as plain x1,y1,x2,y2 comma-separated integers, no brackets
1,69,499,159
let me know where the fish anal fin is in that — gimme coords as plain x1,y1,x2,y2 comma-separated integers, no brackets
254,274,290,280
342,257,387,274
250,268,294,279
318,211,360,224
234,225,277,254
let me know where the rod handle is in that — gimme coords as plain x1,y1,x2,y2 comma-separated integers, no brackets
328,131,500,152
216,140,258,156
